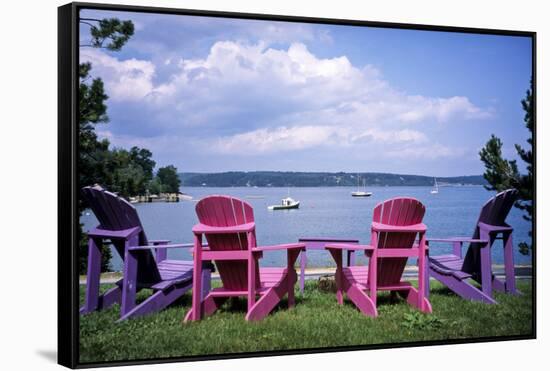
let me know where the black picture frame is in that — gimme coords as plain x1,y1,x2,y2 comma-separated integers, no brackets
58,2,536,368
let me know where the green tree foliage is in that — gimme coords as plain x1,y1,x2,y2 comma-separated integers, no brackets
102,148,155,198
156,165,181,193
479,81,534,255
78,17,135,273
148,177,163,195
479,135,520,191
81,18,134,51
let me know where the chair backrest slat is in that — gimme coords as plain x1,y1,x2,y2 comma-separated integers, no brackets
82,186,160,283
195,195,259,290
462,189,519,275
372,197,425,286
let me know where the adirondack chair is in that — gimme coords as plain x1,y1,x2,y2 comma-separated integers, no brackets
326,197,432,317
427,189,520,304
80,185,212,321
183,195,305,322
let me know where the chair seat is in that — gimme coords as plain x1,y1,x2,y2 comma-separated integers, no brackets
429,254,472,280
150,260,194,290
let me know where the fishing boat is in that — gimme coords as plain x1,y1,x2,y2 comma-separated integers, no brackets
430,178,439,194
351,177,372,197
268,197,300,210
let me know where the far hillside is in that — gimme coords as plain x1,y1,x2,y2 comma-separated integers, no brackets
178,171,487,187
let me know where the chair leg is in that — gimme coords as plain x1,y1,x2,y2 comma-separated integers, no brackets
335,266,344,305
287,269,296,308
430,268,497,304
327,249,344,305
97,284,122,310
81,237,102,314
345,282,378,317
120,281,192,322
368,251,378,308
190,235,203,321
425,258,431,300
479,230,493,300
246,283,287,321
417,236,427,311
184,294,227,322
503,232,519,295
299,250,306,295
397,286,432,313
201,267,212,300
121,236,139,318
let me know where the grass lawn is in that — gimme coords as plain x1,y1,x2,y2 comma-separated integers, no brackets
79,279,533,364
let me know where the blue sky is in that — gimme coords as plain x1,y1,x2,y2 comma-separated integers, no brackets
79,9,532,176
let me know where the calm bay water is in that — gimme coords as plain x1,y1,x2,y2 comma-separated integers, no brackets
80,186,532,271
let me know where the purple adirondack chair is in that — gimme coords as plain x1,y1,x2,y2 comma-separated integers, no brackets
428,189,520,304
183,195,305,322
80,185,212,321
326,197,432,317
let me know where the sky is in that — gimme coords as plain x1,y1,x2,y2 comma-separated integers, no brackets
79,9,532,177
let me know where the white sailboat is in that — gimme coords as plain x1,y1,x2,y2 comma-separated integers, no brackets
351,176,372,197
430,178,439,194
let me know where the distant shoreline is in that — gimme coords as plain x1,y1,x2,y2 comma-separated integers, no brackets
178,184,486,188
179,171,488,188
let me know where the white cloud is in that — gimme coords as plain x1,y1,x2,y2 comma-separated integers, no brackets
216,126,335,154
80,48,156,101
140,41,492,131
215,126,428,154
396,96,493,123
82,40,494,160
385,143,467,160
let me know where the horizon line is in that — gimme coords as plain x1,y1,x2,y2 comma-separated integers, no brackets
176,170,485,178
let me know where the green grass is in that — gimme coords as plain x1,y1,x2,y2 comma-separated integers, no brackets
79,280,533,363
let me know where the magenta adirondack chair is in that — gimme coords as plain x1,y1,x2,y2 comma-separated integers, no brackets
80,185,212,321
428,189,520,304
184,195,305,322
326,197,431,317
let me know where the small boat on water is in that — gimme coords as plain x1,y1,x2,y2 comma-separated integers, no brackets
351,176,372,197
268,197,300,210
351,191,372,197
430,178,439,194
178,192,193,201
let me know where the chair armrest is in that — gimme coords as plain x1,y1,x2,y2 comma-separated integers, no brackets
192,222,255,235
299,237,359,243
252,243,305,252
128,243,194,251
149,239,171,244
411,243,428,250
428,237,488,244
87,226,141,239
478,222,513,233
371,222,427,233
326,243,374,251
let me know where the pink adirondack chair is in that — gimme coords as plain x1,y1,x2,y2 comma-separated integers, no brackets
184,195,305,322
326,197,432,317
